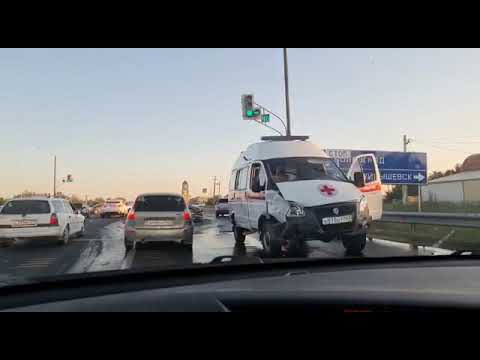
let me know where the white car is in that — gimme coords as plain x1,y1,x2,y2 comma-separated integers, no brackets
228,138,382,256
0,197,85,244
100,200,128,218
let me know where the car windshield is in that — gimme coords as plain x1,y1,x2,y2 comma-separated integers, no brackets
2,48,480,289
265,157,349,183
1,200,51,215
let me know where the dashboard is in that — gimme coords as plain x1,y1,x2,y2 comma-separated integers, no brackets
3,258,480,312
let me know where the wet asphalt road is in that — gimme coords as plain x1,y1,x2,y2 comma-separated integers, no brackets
0,211,450,284
0,217,118,284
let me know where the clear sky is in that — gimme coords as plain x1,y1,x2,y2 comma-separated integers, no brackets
1,48,480,200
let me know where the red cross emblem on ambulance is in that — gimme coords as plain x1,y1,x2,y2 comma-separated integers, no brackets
319,184,337,197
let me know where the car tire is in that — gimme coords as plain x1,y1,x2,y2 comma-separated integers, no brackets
260,222,282,257
233,224,246,244
78,223,85,238
342,233,367,256
215,212,220,218
124,237,134,252
182,232,193,251
59,226,70,245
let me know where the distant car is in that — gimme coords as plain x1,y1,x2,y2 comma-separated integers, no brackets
100,200,128,218
0,197,85,244
215,198,229,217
71,202,91,218
125,201,134,213
81,205,92,218
188,204,204,222
124,193,193,251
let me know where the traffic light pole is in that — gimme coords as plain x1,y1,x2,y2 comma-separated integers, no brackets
283,48,292,137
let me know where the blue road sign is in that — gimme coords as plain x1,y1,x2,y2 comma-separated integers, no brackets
324,149,428,185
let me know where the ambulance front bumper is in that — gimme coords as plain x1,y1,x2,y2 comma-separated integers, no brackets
282,202,369,240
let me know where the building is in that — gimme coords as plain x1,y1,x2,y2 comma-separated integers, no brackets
421,154,480,203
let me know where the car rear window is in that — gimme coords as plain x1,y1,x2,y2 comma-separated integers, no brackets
0,200,51,215
134,196,185,212
218,198,228,203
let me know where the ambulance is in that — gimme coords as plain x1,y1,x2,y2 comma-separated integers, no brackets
228,136,382,256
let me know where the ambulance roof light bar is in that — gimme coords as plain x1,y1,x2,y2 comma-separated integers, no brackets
261,135,310,141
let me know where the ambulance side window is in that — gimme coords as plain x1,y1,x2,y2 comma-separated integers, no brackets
250,163,266,192
235,167,248,190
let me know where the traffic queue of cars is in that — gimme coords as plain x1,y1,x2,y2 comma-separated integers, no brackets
0,139,378,257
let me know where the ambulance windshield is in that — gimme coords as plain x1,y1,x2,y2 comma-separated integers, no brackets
265,157,349,183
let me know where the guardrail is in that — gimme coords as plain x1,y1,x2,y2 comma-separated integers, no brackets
377,211,480,228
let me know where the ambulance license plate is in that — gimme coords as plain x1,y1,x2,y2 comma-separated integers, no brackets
322,215,353,225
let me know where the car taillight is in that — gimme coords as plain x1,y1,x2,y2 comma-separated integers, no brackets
127,211,136,221
183,211,191,221
50,213,59,226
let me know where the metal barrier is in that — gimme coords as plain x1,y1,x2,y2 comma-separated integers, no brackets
377,211,480,228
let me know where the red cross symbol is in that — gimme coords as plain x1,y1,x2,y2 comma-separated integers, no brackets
319,184,336,196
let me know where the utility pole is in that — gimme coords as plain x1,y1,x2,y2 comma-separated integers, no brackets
217,181,221,197
402,135,412,205
283,48,292,136
53,155,57,198
212,176,217,199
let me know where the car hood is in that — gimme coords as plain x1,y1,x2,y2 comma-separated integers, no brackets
275,180,360,207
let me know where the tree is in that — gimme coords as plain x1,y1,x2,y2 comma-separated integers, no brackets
0,197,6,205
69,195,82,203
384,185,402,202
91,197,105,206
428,163,462,181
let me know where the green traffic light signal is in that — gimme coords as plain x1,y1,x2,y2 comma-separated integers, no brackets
246,110,254,117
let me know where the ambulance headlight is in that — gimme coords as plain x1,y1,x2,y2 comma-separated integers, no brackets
358,195,369,218
287,202,305,217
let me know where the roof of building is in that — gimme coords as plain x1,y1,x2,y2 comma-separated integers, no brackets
461,154,480,172
429,169,480,184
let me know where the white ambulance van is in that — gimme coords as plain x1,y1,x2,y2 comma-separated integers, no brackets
228,137,382,256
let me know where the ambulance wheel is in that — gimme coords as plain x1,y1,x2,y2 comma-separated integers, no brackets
342,233,367,256
260,222,282,258
233,224,246,244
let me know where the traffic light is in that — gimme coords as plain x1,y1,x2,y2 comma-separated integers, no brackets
66,174,73,183
242,94,254,119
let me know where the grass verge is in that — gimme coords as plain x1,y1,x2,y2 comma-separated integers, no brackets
369,222,480,251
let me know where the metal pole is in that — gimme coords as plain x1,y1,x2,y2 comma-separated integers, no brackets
402,135,408,205
283,48,292,136
53,155,56,198
213,176,216,199
418,184,422,212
